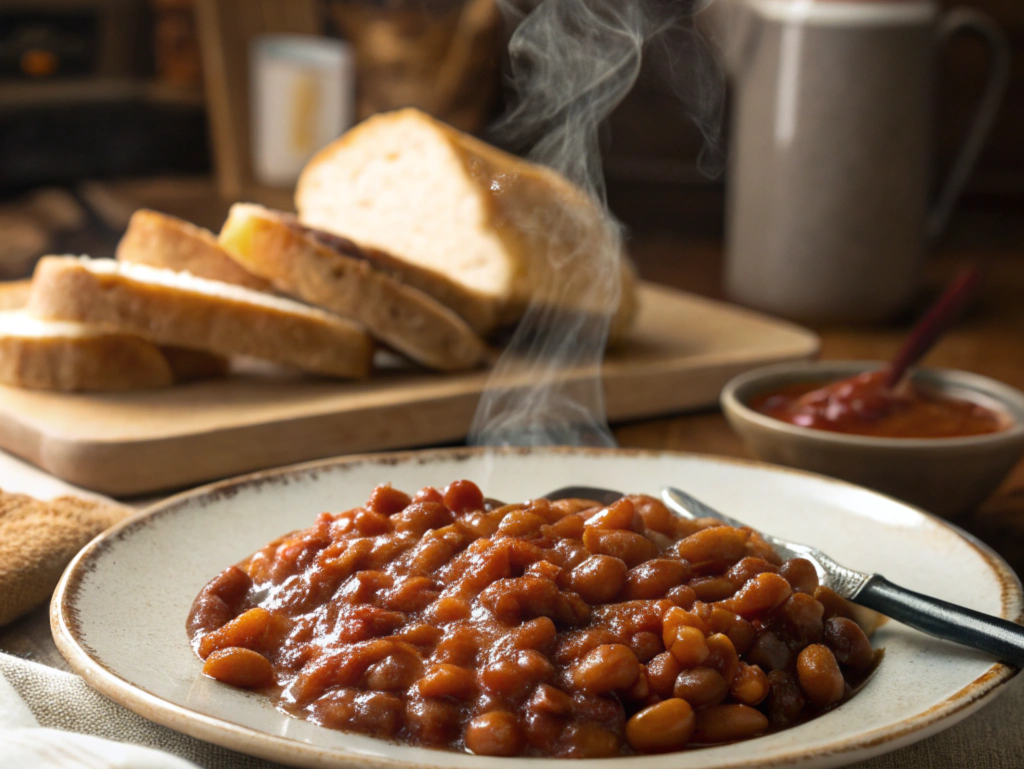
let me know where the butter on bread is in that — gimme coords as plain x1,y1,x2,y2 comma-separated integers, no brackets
219,204,488,371
295,108,637,336
117,209,270,292
28,256,374,379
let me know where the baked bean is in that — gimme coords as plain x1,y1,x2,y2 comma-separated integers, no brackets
464,711,522,756
405,697,461,745
779,558,819,594
663,607,710,649
624,559,689,599
724,572,793,618
693,704,769,743
353,509,391,536
412,486,444,504
766,670,805,727
498,510,548,538
667,625,710,667
585,498,638,530
392,502,453,536
186,565,252,638
553,627,620,664
628,631,663,663
478,658,533,699
797,644,846,708
629,495,677,537
647,651,684,697
365,650,422,692
623,667,651,701
730,662,769,706
416,663,476,699
559,722,623,758
824,617,875,668
666,584,698,609
776,592,825,646
705,633,739,685
673,666,728,707
197,607,274,659
626,698,696,753
583,528,659,567
443,480,484,514
746,531,783,565
527,683,574,716
690,576,737,602
725,557,778,589
814,585,856,621
368,485,412,515
571,644,640,694
546,513,586,539
568,555,628,604
675,526,750,564
202,647,274,688
745,631,791,672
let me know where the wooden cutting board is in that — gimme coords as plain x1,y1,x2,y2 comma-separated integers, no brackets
0,284,818,497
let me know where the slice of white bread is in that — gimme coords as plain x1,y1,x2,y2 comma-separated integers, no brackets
219,204,488,372
116,209,270,292
27,257,374,379
0,310,226,391
295,108,638,335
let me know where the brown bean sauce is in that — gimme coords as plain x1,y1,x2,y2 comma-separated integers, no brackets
750,371,1009,439
187,482,881,757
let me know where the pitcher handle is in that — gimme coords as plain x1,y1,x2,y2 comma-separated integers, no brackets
927,8,1011,241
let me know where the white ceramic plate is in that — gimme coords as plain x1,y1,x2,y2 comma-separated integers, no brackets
52,448,1022,769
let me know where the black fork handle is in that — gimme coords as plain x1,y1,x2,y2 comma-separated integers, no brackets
854,575,1024,668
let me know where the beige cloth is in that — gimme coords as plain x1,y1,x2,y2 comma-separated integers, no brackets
0,490,128,626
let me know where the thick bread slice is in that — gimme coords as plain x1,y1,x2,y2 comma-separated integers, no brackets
219,204,488,371
117,209,271,292
287,220,499,336
0,310,225,391
295,108,638,334
28,257,374,379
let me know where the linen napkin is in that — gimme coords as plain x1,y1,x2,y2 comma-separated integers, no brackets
0,653,280,769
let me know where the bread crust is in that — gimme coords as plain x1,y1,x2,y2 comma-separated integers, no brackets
0,331,174,391
117,209,271,292
290,222,499,336
219,205,488,371
296,108,637,337
28,257,374,379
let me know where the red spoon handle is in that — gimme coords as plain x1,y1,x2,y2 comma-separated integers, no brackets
884,268,982,389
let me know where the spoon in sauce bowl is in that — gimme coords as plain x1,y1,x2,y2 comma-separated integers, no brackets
751,268,1009,439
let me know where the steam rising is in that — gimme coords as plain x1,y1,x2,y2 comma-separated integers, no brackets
468,0,723,448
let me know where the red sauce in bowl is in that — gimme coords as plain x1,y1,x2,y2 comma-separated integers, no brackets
749,371,1010,439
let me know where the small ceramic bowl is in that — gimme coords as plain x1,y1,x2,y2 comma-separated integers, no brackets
722,361,1024,517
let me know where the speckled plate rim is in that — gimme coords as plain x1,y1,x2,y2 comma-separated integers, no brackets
51,446,1023,769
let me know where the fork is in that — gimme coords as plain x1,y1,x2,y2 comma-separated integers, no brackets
542,485,1024,667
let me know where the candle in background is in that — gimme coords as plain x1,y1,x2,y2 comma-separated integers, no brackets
250,34,356,188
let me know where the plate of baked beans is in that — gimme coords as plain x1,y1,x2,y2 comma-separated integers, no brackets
53,447,1021,768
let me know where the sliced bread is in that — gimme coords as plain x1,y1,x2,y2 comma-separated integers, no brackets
218,204,488,371
0,310,225,391
117,209,270,291
295,108,638,334
28,257,374,379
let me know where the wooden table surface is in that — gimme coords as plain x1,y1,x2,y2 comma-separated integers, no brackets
3,225,1023,680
